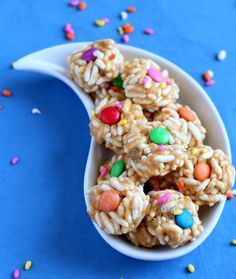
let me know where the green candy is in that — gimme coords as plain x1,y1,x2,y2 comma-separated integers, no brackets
110,160,126,177
149,127,170,144
112,75,123,88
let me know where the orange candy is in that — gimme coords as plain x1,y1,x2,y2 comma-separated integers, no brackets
66,33,75,40
202,72,211,81
78,1,86,10
227,193,234,200
123,23,134,34
163,109,172,115
194,162,211,181
125,26,134,34
2,89,12,97
123,23,131,29
98,190,121,212
177,180,185,191
109,53,116,60
127,7,136,13
178,107,196,122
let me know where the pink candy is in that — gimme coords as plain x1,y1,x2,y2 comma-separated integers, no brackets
115,102,123,110
141,76,149,85
102,18,109,24
144,28,154,35
69,0,79,6
122,34,129,43
205,80,215,87
67,28,75,35
100,167,109,177
156,192,171,205
13,269,20,279
64,23,75,37
147,68,164,83
166,80,172,86
82,48,99,62
64,23,72,32
11,157,20,166
157,145,165,152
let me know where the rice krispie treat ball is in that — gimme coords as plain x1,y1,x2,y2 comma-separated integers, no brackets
154,103,206,147
123,120,188,178
87,177,149,235
126,222,159,248
121,58,179,110
97,154,146,185
146,190,203,248
69,39,124,92
90,98,146,153
173,146,235,206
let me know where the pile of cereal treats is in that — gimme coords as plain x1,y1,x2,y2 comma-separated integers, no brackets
68,39,235,248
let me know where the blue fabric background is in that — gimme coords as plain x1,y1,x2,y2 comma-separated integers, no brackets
0,0,235,278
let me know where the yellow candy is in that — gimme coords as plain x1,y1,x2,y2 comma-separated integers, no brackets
118,27,124,34
187,264,195,273
119,119,127,125
173,209,183,216
160,82,167,89
25,260,32,270
201,148,208,153
191,148,198,155
104,95,110,100
91,110,95,116
232,239,236,245
95,20,105,27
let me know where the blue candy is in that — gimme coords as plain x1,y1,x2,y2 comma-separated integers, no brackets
175,209,193,229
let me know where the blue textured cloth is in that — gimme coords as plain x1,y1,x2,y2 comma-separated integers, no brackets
0,0,235,278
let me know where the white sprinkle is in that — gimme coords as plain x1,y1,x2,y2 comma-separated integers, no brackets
216,50,227,61
95,58,105,70
207,70,214,78
32,108,42,114
120,11,128,20
93,50,104,59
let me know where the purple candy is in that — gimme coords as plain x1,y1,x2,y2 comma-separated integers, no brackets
147,68,164,83
82,48,99,62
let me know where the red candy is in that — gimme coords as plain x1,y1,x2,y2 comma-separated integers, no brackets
99,107,121,125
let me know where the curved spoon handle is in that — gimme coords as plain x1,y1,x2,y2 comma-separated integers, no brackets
12,43,94,117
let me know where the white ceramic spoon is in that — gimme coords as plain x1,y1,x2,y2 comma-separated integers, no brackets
12,42,231,261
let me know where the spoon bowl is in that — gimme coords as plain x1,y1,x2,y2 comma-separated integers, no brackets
13,42,231,261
